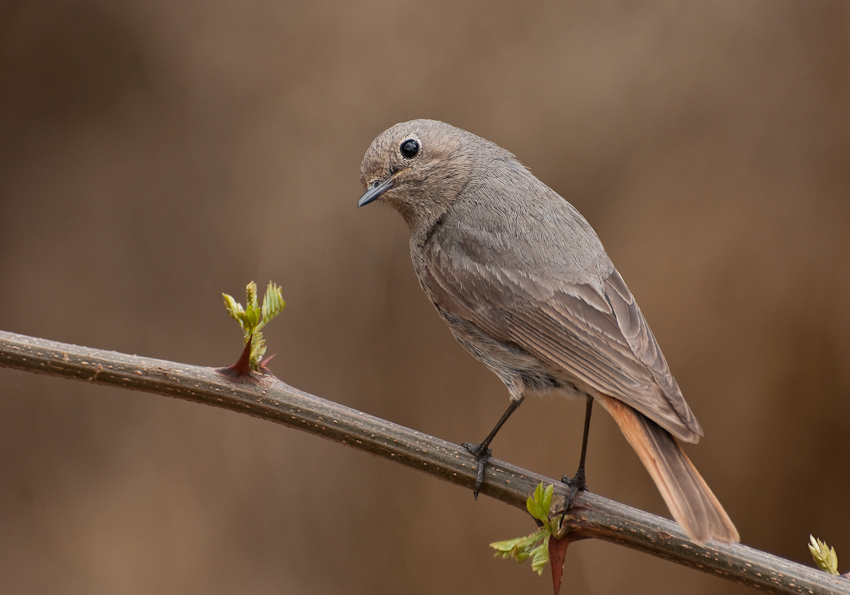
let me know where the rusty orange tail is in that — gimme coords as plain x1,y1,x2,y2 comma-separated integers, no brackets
598,394,739,543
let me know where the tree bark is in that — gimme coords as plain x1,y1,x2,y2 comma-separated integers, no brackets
0,330,847,595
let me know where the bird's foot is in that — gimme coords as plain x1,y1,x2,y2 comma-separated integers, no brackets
559,467,587,520
462,442,492,500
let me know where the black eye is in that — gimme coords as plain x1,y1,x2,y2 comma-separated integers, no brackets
400,139,420,159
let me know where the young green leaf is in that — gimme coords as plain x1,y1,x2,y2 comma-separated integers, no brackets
809,535,840,575
526,482,554,523
246,307,260,331
223,280,286,373
246,281,258,310
491,483,556,576
249,334,267,368
260,282,285,328
529,535,551,576
491,528,549,564
222,294,245,327
491,536,528,557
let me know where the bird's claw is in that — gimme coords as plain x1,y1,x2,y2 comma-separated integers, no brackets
559,468,587,520
462,442,492,499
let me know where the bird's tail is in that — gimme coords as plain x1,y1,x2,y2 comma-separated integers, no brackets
598,394,739,543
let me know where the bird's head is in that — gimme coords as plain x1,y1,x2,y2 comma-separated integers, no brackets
358,119,491,230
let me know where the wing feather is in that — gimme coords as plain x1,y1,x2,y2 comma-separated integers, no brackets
424,227,702,442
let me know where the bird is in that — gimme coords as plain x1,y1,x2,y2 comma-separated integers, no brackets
357,119,739,544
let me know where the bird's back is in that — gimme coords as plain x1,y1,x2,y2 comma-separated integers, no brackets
416,162,703,443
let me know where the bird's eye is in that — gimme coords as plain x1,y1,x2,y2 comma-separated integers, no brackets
400,139,420,159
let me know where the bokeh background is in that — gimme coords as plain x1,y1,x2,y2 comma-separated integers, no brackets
1,1,849,593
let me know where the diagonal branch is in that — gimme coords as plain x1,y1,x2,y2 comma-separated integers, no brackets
0,330,846,595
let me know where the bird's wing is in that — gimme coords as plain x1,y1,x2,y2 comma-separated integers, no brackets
423,226,703,443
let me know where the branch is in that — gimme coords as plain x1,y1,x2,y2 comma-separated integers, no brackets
0,330,846,595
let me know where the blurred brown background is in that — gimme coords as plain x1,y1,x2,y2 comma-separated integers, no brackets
1,1,849,593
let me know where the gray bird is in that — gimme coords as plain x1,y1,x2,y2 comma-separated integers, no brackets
357,119,739,544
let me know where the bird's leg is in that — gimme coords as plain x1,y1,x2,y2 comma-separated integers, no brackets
560,396,594,518
462,398,523,499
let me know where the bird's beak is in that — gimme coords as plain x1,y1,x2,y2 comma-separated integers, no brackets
358,172,401,207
